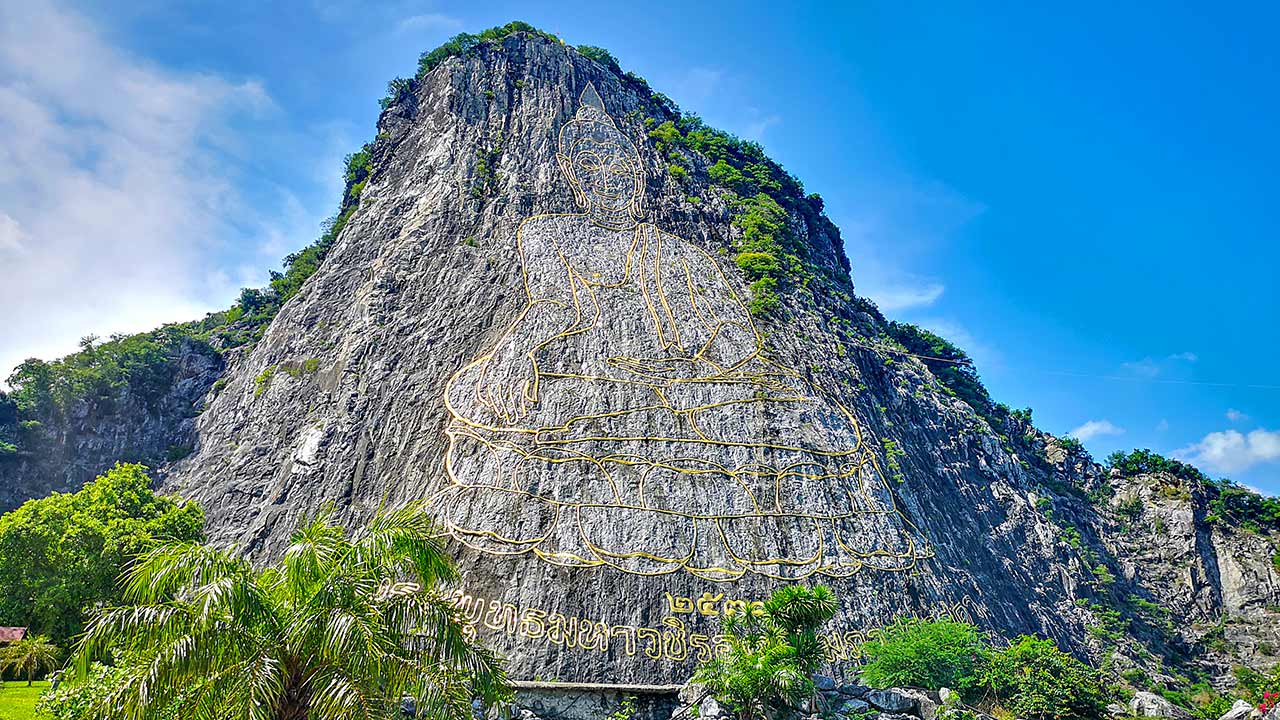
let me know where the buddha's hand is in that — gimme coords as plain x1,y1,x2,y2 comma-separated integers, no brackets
479,348,539,423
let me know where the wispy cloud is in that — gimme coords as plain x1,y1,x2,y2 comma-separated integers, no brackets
867,282,946,312
1121,351,1198,378
1068,419,1126,442
1121,357,1162,378
1156,419,1170,432
395,12,463,35
0,212,27,253
741,113,781,142
0,0,274,380
1176,428,1280,474
1226,408,1249,422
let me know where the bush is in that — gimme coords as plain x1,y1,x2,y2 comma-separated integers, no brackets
1106,449,1210,484
977,636,1107,720
576,45,621,73
38,662,183,720
0,463,203,643
735,251,781,279
859,617,987,695
694,585,837,720
885,321,993,423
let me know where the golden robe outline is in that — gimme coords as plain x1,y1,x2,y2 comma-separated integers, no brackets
433,83,930,581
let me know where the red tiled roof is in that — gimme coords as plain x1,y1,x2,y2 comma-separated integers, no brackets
0,627,27,642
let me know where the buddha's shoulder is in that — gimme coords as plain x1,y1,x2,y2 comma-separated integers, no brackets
640,224,722,263
517,213,589,235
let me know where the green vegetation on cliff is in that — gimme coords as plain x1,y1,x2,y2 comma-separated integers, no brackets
1109,448,1280,534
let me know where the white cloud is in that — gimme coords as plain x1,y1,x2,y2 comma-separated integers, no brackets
0,212,27,253
395,12,463,35
1226,408,1249,422
741,113,781,142
1156,419,1170,432
1068,419,1125,442
1121,352,1199,378
866,282,946,312
0,0,274,381
1176,428,1280,474
1121,357,1162,378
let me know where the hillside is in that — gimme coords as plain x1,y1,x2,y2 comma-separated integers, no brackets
1,22,1276,699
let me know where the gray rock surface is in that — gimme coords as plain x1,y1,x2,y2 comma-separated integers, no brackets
1218,700,1255,720
1130,691,1194,719
867,689,918,714
0,338,223,510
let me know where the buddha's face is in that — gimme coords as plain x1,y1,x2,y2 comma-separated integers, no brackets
564,128,640,213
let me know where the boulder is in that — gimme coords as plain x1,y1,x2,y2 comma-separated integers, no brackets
814,674,837,692
699,695,728,719
1130,691,1194,719
839,684,871,698
1217,699,1255,720
893,688,939,720
868,688,919,714
837,698,871,715
678,683,709,705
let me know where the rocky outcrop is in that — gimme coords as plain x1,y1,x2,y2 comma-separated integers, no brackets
4,26,1277,690
0,338,223,510
152,30,1280,685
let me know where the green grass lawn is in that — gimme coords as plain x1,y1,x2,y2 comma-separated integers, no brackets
0,680,50,720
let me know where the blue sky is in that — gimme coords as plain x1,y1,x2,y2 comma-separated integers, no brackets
1,1,1276,493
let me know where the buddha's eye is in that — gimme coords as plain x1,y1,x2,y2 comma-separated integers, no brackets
575,151,602,173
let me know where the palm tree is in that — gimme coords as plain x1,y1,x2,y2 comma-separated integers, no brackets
0,634,60,686
70,503,509,720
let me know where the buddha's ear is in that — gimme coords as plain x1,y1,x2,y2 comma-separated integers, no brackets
557,153,587,208
629,165,646,218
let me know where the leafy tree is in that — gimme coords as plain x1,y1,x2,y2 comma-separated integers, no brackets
576,45,621,73
1106,448,1210,484
694,585,837,720
859,617,987,695
977,635,1107,720
69,503,508,720
0,633,59,685
0,463,204,643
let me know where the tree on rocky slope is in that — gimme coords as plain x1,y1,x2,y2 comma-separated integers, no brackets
68,503,508,720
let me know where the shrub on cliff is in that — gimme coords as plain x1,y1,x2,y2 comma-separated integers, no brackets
66,503,508,720
694,585,838,720
977,635,1107,720
859,617,987,695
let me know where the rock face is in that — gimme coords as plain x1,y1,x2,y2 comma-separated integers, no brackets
1129,691,1194,719
6,30,1272,685
0,338,222,510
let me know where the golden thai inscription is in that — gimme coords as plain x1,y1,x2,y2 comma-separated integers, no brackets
451,591,984,664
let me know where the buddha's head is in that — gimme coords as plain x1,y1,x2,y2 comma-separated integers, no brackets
557,83,644,224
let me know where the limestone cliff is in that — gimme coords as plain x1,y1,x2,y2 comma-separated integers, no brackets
3,28,1277,691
